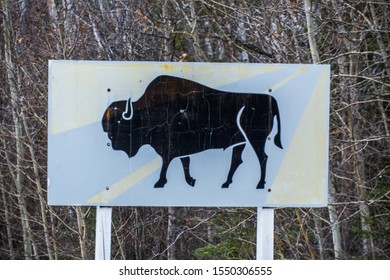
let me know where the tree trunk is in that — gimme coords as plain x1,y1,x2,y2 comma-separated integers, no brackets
334,9,376,256
75,206,89,259
303,0,328,259
304,0,320,63
22,116,54,259
1,0,36,260
161,0,173,60
369,3,390,138
236,6,249,63
0,168,15,259
167,207,176,260
328,179,343,259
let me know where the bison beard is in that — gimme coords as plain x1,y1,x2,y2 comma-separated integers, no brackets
102,75,283,189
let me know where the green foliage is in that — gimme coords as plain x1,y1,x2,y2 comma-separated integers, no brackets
351,165,390,258
194,209,256,260
369,167,390,200
351,217,390,239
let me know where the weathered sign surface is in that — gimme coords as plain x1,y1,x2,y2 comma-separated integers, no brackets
48,61,329,207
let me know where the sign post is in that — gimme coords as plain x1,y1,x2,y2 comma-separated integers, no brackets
94,206,112,260
256,208,274,260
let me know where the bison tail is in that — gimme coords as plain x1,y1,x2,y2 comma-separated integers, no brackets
274,130,283,149
273,102,283,149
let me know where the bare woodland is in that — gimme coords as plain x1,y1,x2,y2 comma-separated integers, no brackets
0,0,389,260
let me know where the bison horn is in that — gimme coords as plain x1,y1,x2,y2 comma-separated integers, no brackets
122,98,133,120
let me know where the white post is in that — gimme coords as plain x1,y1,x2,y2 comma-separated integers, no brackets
256,207,274,260
95,206,112,260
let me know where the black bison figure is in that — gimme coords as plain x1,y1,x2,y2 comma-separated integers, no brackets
102,75,283,189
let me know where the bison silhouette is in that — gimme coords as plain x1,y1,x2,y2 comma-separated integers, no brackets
102,75,283,189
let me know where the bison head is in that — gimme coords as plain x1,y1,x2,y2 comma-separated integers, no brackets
102,99,139,157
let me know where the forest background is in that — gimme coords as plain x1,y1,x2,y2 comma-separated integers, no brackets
0,0,389,260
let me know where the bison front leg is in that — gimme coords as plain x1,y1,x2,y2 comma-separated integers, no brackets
154,159,170,188
222,144,245,188
180,156,196,187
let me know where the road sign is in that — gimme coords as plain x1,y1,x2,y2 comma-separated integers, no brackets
48,61,329,207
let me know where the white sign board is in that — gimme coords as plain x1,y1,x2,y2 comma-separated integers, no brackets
48,61,329,207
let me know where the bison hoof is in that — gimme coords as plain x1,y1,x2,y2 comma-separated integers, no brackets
256,181,265,189
221,180,232,188
186,178,196,187
154,178,167,188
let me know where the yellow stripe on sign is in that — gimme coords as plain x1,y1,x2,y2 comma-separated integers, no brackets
158,63,284,89
87,157,161,204
270,66,309,92
266,67,329,205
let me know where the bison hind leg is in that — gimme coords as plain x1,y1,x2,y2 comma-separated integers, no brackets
221,144,245,189
221,180,232,189
181,156,196,187
256,181,265,189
